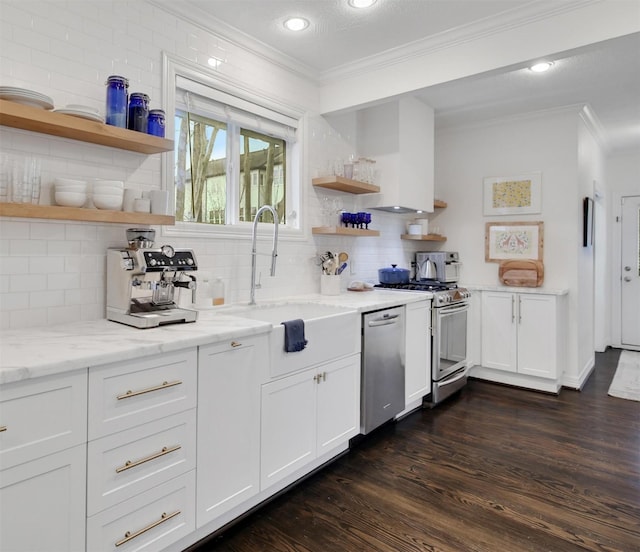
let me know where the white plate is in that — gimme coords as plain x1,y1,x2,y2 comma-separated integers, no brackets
65,104,100,114
0,91,54,110
53,108,104,123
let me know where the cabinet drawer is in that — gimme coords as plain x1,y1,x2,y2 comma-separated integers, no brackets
89,349,197,439
87,470,195,552
88,409,196,515
0,370,87,469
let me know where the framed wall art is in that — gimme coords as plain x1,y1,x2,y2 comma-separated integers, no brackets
485,221,544,262
483,172,542,215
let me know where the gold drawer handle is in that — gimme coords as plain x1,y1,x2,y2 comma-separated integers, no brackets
115,445,182,473
0,426,7,433
115,510,181,547
230,341,242,347
116,380,182,400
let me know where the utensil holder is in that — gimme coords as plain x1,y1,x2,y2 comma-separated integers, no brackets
320,274,341,295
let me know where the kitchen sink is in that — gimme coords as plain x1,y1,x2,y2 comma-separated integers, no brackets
219,301,360,378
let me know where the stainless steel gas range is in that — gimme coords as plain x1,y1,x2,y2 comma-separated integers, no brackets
375,279,471,405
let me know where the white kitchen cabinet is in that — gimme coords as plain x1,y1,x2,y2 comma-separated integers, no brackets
0,444,87,552
261,353,360,489
196,336,268,527
400,300,432,415
480,291,563,388
0,370,87,552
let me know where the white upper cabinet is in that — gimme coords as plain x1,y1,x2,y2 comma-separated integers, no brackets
358,96,435,213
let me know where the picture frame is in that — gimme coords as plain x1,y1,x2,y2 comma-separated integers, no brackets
583,197,594,247
483,172,542,215
485,221,544,262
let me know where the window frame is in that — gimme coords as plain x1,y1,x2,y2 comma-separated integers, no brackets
161,53,306,240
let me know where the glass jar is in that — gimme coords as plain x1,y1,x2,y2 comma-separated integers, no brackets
105,75,129,128
127,92,149,133
147,109,165,137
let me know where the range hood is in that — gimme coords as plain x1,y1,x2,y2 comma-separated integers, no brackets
357,96,435,213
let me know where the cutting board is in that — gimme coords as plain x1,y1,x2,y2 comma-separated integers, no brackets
499,260,544,287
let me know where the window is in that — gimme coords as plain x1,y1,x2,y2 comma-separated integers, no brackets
163,56,303,236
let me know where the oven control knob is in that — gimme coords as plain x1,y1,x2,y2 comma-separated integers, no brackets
149,258,157,267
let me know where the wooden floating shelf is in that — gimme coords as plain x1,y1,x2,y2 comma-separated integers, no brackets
0,203,175,225
0,99,174,154
312,176,380,194
312,226,380,236
401,233,447,242
434,199,447,208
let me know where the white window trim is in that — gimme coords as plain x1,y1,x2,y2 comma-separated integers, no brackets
160,52,306,241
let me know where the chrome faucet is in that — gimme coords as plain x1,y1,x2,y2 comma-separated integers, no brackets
250,205,279,305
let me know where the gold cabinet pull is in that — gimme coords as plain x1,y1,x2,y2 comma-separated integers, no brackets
0,426,7,433
115,445,182,473
230,341,242,347
115,510,180,547
117,380,182,400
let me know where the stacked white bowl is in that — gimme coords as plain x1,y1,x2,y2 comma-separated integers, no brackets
92,180,124,210
54,178,88,207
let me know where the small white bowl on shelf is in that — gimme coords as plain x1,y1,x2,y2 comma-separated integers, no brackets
55,191,87,207
93,193,123,210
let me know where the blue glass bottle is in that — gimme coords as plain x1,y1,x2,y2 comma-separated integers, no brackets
105,75,128,128
127,93,149,133
147,109,165,137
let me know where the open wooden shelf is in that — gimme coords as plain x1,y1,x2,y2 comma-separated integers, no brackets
0,99,174,154
434,199,447,208
0,203,175,225
401,233,447,242
312,226,380,236
312,176,380,194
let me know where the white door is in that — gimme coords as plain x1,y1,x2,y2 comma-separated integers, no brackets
621,195,640,348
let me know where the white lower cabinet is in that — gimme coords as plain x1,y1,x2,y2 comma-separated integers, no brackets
261,354,360,490
0,370,87,552
86,470,195,552
196,336,267,527
402,300,431,411
479,291,563,389
0,444,87,552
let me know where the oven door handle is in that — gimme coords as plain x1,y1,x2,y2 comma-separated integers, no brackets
439,368,468,386
438,303,469,315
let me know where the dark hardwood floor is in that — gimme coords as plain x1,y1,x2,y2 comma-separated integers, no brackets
192,349,640,552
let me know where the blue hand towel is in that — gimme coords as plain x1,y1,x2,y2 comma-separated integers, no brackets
281,319,308,352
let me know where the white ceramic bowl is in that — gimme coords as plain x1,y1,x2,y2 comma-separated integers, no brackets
55,191,87,207
55,177,86,186
55,184,87,193
93,194,123,210
91,185,123,196
93,179,124,189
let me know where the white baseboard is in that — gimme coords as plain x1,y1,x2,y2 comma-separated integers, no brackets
562,355,595,390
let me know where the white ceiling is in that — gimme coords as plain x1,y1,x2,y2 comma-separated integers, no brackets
164,0,640,152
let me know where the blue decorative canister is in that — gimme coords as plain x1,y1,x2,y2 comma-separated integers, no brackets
105,75,129,128
127,92,149,133
147,109,165,137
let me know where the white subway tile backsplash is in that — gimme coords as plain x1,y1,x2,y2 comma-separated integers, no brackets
29,257,65,274
0,291,29,310
47,304,81,325
10,274,47,293
30,289,65,308
47,240,82,256
9,240,48,256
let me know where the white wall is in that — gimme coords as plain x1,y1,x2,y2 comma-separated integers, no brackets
434,107,595,386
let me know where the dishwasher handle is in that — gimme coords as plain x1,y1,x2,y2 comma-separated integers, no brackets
368,314,400,327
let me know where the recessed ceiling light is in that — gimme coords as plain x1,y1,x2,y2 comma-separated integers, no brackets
284,17,309,31
530,61,553,73
349,0,377,7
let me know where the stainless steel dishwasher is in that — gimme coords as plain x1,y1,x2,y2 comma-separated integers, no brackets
361,306,405,434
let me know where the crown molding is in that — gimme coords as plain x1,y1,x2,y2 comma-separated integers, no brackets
147,0,320,83
320,0,598,83
579,104,610,152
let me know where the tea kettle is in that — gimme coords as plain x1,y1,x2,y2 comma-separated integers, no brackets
421,259,438,280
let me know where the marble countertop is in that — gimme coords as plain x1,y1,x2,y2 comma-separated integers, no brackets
464,283,569,295
0,290,429,385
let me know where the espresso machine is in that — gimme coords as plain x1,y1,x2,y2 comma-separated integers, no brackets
106,230,199,329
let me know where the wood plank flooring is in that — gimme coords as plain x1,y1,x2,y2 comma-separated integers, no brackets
191,349,640,552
